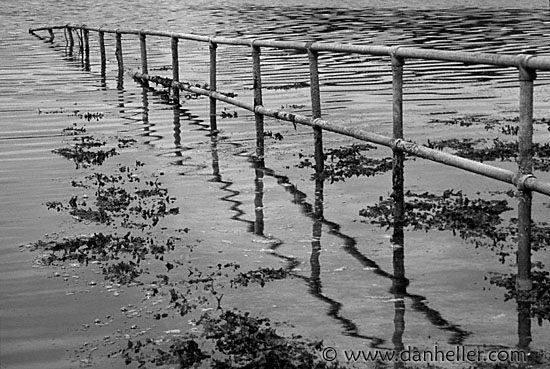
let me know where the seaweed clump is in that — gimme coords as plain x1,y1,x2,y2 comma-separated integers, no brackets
427,138,550,172
53,135,118,168
488,269,550,325
118,310,344,369
360,189,512,252
297,144,395,183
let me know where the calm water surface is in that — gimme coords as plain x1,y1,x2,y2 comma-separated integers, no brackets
1,0,550,368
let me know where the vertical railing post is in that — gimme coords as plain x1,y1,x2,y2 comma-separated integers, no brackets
83,27,90,71
115,30,124,89
391,51,406,362
209,40,218,133
171,36,180,104
139,31,148,87
516,62,536,293
391,52,405,234
67,26,74,57
308,48,323,174
516,59,536,351
99,30,106,82
251,43,264,166
516,63,536,291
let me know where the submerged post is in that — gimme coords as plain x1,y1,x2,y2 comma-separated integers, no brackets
308,48,323,174
171,37,180,103
391,53,405,233
139,32,148,84
209,40,218,133
516,62,536,293
115,31,124,89
252,44,264,166
99,30,106,78
83,28,90,71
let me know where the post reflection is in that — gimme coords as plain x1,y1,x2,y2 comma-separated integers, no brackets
310,177,324,293
254,165,265,236
517,300,532,351
391,221,407,368
210,134,221,183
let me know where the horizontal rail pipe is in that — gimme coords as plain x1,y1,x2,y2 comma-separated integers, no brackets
131,72,550,198
29,24,550,70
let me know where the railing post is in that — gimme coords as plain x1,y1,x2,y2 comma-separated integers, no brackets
308,48,323,174
83,28,90,71
99,30,106,79
391,52,405,233
516,62,536,293
171,36,180,104
139,31,148,87
67,26,74,57
115,31,123,89
251,43,264,166
209,40,218,133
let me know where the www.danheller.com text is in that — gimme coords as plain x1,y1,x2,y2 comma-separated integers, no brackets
321,345,529,364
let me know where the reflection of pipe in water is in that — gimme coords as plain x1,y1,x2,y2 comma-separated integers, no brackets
254,166,264,236
173,103,182,148
517,300,531,350
305,176,385,346
141,87,149,126
391,222,406,368
210,135,221,183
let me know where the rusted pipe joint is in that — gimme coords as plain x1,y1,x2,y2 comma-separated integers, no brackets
250,39,261,52
514,173,537,191
390,46,405,65
518,54,537,81
391,138,405,151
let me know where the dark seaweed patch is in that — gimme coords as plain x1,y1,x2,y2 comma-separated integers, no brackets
53,136,117,168
230,267,289,288
48,163,178,229
62,123,87,136
296,144,395,183
488,269,550,325
118,310,343,369
427,138,550,172
430,115,550,135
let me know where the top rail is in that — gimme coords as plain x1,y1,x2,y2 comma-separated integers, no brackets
29,23,550,71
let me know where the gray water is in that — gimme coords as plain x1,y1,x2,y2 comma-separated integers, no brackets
1,1,550,368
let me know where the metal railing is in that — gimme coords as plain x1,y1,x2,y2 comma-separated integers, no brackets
29,24,550,296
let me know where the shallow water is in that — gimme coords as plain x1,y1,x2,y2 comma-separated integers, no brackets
2,0,550,368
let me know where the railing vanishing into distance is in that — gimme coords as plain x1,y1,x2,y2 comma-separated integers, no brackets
29,24,550,303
